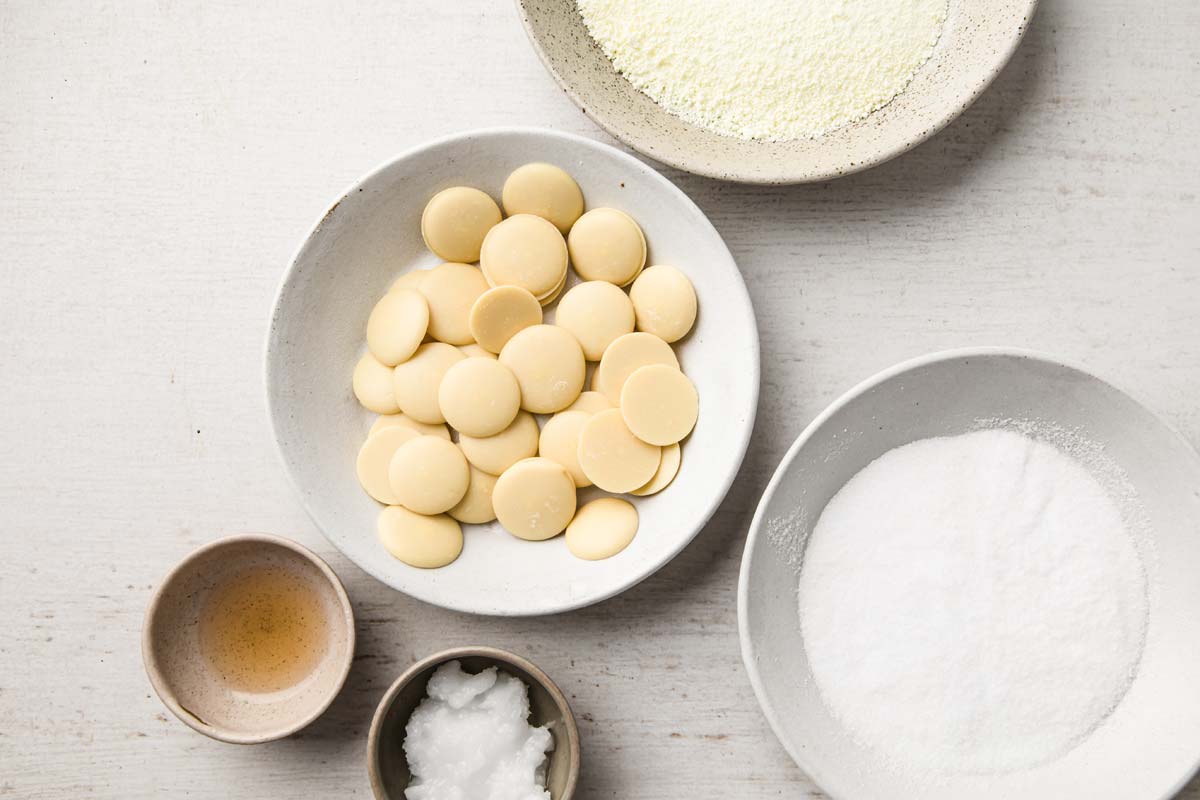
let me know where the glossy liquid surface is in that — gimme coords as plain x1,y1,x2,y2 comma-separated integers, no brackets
198,566,329,693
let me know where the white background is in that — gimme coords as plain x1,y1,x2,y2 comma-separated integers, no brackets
1,1,1197,797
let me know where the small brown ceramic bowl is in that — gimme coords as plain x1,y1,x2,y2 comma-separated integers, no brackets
142,533,355,744
368,647,580,799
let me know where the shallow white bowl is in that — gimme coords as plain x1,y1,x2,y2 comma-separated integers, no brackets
739,348,1200,799
517,0,1039,183
267,128,758,616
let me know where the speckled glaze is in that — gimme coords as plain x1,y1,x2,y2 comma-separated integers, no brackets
141,533,355,744
515,0,1040,183
368,647,580,800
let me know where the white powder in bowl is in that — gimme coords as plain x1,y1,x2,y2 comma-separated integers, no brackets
576,0,949,141
797,429,1149,775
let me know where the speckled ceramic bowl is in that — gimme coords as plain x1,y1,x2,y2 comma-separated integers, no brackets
515,0,1039,183
142,533,356,744
368,647,580,799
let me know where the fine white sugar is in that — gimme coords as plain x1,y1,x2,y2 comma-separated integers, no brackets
798,429,1149,775
404,660,553,800
576,0,948,141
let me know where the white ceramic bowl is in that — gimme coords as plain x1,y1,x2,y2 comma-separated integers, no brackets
267,128,758,616
739,348,1200,799
516,0,1039,183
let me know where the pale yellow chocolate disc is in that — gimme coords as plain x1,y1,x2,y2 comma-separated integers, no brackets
387,435,470,515
538,410,592,488
378,505,463,569
458,343,497,360
392,342,465,424
366,288,429,366
421,186,502,263
501,163,585,234
631,441,681,496
468,285,543,353
499,324,585,414
355,426,420,504
577,408,662,493
480,214,568,298
353,352,399,414
564,391,611,415
566,498,639,560
369,413,451,441
391,269,430,294
437,357,521,438
492,457,577,541
629,265,697,343
620,364,699,446
447,460,498,524
459,411,540,475
593,332,679,405
554,281,636,361
419,262,490,345
538,272,567,307
567,208,646,285
536,270,567,300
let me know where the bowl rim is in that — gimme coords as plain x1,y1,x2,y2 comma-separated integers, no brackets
736,345,1200,798
141,532,356,745
513,0,1041,184
264,126,760,616
367,645,581,800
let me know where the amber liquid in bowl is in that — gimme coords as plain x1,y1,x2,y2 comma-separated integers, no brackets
198,566,329,693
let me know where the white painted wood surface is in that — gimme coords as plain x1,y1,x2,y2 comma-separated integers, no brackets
1,1,1197,797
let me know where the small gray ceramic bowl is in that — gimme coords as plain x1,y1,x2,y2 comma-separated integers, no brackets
739,348,1200,799
368,647,580,799
142,533,356,744
515,0,1039,183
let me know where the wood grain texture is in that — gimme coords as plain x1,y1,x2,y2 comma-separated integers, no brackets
0,0,1197,797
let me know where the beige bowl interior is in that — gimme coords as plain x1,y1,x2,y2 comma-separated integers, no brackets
369,647,580,799
142,534,355,744
516,0,1039,183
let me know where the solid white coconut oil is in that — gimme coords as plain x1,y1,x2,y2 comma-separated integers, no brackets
403,660,553,800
